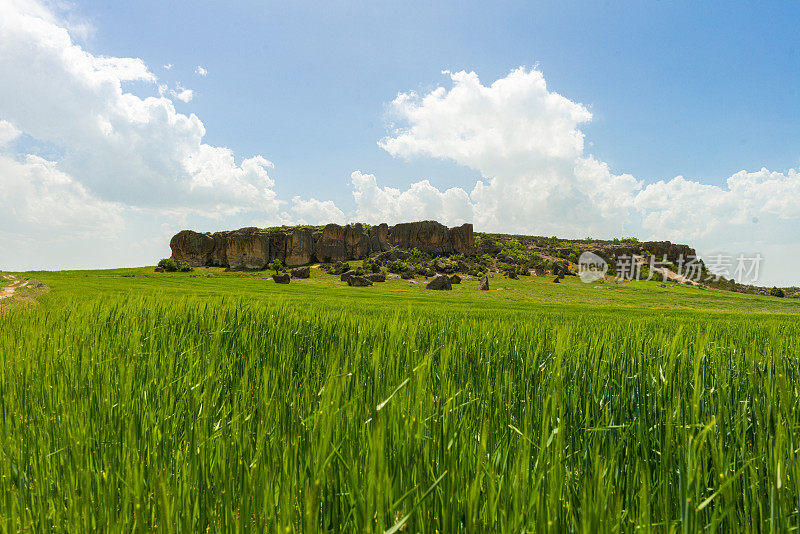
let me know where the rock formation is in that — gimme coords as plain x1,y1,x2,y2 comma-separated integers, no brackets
170,221,475,270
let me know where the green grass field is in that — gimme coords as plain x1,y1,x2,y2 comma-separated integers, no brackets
1,267,799,532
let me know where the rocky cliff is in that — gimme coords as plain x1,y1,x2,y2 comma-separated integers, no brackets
171,221,475,269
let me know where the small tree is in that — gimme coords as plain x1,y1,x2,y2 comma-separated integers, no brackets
179,261,193,272
770,286,785,298
157,258,179,272
271,258,283,273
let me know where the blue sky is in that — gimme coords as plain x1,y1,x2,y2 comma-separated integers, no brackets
1,0,799,284
79,0,799,202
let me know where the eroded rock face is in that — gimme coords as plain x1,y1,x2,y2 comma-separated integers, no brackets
170,221,475,270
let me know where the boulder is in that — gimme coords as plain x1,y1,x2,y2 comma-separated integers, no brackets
291,266,311,279
347,275,373,287
206,273,216,278
478,275,489,290
340,270,356,282
426,275,452,290
273,273,290,284
506,270,519,280
434,260,452,273
387,274,402,280
400,270,415,280
154,266,164,273
449,274,461,284
364,272,386,282
553,277,560,283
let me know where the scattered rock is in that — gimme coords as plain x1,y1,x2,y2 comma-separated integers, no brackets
291,266,311,279
506,270,519,280
553,277,560,283
400,270,415,280
478,275,489,291
206,273,216,278
340,270,356,282
273,273,290,284
347,275,373,287
364,273,386,282
434,260,452,273
659,283,667,288
154,266,164,273
387,274,402,280
426,275,452,290
449,274,461,284
407,280,418,284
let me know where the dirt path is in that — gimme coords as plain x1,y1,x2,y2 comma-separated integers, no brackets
0,274,29,299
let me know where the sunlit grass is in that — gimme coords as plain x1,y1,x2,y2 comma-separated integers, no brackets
0,268,798,531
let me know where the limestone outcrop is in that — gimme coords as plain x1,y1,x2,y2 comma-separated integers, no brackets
170,221,475,269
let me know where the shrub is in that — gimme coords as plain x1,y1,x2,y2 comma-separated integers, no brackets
389,260,408,274
770,287,785,298
157,258,179,272
271,259,283,272
179,262,193,273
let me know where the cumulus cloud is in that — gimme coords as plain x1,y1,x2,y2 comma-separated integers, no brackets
290,197,346,225
351,170,473,226
0,0,340,270
0,120,20,146
195,65,207,76
0,153,124,240
169,85,193,103
364,67,800,284
373,68,642,236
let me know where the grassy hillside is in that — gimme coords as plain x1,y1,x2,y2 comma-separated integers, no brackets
1,267,799,531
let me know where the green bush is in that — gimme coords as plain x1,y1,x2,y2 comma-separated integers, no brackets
157,258,178,272
770,287,785,298
271,259,283,272
389,260,408,274
179,262,193,273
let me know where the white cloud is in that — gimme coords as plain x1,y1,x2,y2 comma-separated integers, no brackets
290,196,346,225
169,83,193,103
0,0,341,270
0,153,124,240
0,120,20,146
0,0,283,215
195,65,207,76
351,170,473,226
366,68,800,284
371,68,641,236
163,63,173,70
